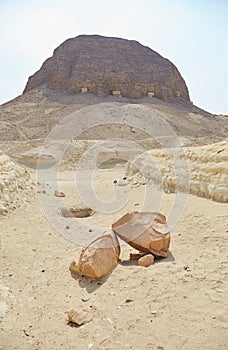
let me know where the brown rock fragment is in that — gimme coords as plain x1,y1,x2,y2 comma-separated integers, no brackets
138,254,154,267
69,233,120,279
112,212,170,258
54,190,65,197
129,252,147,260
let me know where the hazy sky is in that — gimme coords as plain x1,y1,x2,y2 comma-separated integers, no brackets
1,0,228,114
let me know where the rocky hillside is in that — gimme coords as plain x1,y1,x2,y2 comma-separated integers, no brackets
24,35,190,101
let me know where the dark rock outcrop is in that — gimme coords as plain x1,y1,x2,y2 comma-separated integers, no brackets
23,35,190,101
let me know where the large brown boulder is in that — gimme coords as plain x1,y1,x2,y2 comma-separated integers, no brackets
69,233,120,279
24,35,190,101
112,212,170,258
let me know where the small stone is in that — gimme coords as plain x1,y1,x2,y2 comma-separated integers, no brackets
82,297,90,302
66,308,92,326
183,266,191,271
138,254,154,267
23,329,30,337
130,252,147,260
54,190,65,197
125,298,133,303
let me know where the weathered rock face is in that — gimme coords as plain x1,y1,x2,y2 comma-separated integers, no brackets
126,139,228,203
24,35,190,101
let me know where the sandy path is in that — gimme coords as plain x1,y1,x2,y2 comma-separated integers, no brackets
0,168,227,350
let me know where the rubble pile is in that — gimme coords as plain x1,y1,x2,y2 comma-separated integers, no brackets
70,212,170,279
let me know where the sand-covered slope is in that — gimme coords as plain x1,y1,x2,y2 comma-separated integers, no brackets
0,91,227,146
127,139,228,203
0,151,34,216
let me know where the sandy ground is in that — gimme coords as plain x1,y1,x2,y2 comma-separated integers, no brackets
0,166,227,350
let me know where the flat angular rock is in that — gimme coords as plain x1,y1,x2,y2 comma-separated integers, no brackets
129,252,147,260
112,212,170,258
69,233,120,279
61,207,94,218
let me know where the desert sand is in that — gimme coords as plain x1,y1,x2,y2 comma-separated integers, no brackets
0,146,228,349
0,91,228,350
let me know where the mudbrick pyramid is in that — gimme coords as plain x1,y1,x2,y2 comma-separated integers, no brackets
24,35,190,101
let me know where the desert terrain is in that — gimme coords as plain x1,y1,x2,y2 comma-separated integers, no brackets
0,150,227,350
0,34,228,350
0,102,227,349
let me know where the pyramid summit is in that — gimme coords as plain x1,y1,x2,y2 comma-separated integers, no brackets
24,34,190,101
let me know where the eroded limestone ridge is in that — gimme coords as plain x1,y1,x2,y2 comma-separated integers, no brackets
126,139,228,203
0,151,34,216
23,35,190,101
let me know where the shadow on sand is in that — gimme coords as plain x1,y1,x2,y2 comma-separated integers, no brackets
70,269,114,294
70,251,175,293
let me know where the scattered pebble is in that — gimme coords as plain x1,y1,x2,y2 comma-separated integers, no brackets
183,266,191,271
82,297,90,302
54,190,65,197
66,308,92,326
125,298,133,303
23,329,30,337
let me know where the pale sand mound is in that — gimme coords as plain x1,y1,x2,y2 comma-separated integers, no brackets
127,139,228,202
0,150,34,216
